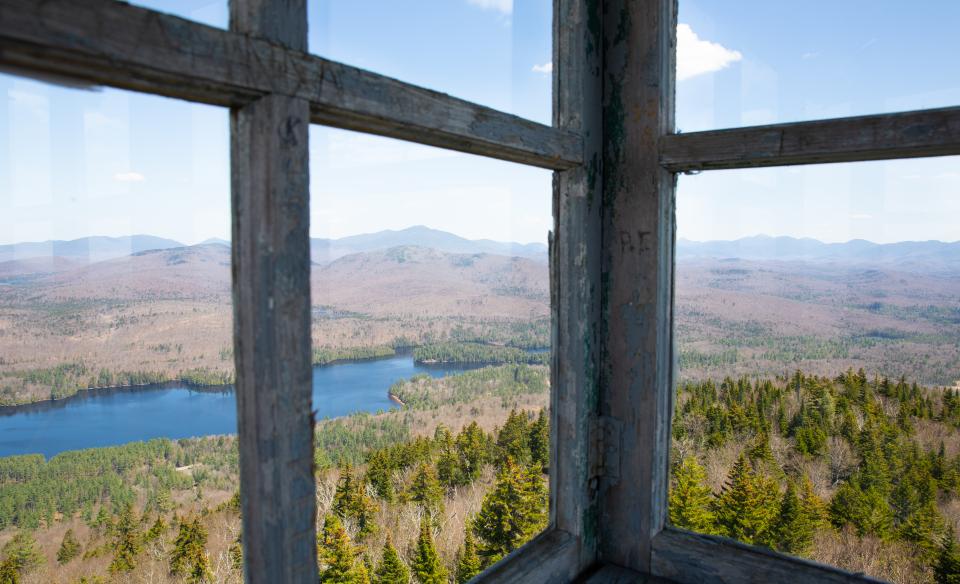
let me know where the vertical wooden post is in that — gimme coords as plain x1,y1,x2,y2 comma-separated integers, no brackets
599,0,677,573
229,1,317,583
551,0,603,571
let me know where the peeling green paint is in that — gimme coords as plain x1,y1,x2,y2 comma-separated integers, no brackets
586,0,602,58
603,79,625,207
614,4,631,46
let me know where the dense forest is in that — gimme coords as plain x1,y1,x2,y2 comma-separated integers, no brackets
5,365,960,582
0,365,550,583
670,369,960,582
412,343,548,367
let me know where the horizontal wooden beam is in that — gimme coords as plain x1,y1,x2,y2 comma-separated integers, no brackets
472,529,584,584
650,527,885,584
581,563,674,583
661,107,960,171
0,0,581,170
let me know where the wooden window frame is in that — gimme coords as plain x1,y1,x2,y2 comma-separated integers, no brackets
1,0,957,582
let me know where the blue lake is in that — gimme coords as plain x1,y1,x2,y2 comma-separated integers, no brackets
0,355,479,459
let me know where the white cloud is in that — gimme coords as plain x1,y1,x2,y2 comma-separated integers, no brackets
677,23,742,82
467,0,512,15
532,62,553,74
850,213,873,220
113,172,145,182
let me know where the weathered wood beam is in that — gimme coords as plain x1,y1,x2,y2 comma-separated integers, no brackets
651,528,887,584
661,106,960,171
0,0,582,170
599,0,677,574
581,563,676,583
472,529,584,584
550,0,602,573
230,1,317,583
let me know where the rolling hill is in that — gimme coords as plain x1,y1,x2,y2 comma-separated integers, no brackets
678,235,960,273
0,227,548,266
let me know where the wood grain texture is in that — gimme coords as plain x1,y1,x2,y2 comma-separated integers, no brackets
651,528,888,584
661,106,960,171
472,529,584,584
231,0,306,51
598,0,677,573
232,92,318,584
550,0,603,573
229,2,317,582
581,563,677,584
0,0,581,170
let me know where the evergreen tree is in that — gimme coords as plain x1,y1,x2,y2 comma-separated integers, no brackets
456,422,489,485
473,458,548,564
109,504,142,574
668,456,717,534
797,474,828,530
230,534,243,571
0,532,42,576
712,455,780,546
145,515,168,542
334,463,360,518
366,449,397,502
407,463,445,516
411,516,448,584
774,481,815,555
435,426,461,489
936,527,960,584
900,499,945,560
373,536,410,584
334,463,379,538
496,409,531,467
170,516,213,584
0,559,18,584
56,528,81,565
529,409,550,470
829,481,894,539
318,515,369,584
455,531,482,584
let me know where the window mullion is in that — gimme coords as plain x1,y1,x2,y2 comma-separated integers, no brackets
229,1,317,583
598,0,677,574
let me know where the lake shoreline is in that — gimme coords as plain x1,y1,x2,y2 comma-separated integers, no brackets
0,352,416,412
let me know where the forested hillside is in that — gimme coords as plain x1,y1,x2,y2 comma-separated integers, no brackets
0,365,550,583
670,369,960,582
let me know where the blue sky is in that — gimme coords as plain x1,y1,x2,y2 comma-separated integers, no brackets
0,0,957,246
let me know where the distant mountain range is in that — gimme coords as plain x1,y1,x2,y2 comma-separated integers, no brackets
677,235,960,272
0,226,548,265
309,226,548,263
2,230,958,273
0,235,184,264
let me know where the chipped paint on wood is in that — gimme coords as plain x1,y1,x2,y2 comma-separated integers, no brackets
550,0,604,573
598,0,677,574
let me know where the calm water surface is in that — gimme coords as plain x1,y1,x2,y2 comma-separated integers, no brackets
0,355,477,458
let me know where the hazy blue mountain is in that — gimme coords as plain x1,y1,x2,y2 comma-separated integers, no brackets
198,237,231,247
310,225,548,263
678,235,960,272
0,235,184,263
12,230,954,272
0,227,548,265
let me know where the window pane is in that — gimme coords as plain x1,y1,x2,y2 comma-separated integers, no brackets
309,126,552,579
670,158,960,582
129,0,227,28
0,75,237,580
308,0,552,124
677,0,960,132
